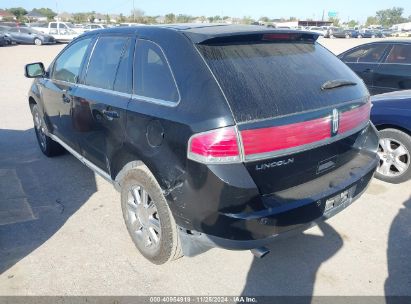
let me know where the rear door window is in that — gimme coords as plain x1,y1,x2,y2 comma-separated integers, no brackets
198,41,364,122
342,44,388,63
134,39,179,103
385,44,411,64
85,36,130,91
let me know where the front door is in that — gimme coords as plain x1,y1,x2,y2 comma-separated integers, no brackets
41,36,94,151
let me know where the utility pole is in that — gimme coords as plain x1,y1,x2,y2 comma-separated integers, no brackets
133,0,135,22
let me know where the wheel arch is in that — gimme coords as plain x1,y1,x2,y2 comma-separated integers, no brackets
375,124,411,137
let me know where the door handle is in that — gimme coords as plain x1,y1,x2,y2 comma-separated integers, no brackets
364,68,374,73
102,110,119,120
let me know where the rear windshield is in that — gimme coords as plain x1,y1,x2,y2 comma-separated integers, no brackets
198,42,364,122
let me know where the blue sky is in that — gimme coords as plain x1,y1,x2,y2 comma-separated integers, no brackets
2,0,411,22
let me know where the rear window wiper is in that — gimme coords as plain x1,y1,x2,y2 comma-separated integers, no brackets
321,79,357,91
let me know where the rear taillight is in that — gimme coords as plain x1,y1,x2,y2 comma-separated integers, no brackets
187,126,240,164
188,102,370,164
240,117,331,160
338,103,371,135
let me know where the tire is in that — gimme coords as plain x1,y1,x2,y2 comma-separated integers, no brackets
371,35,376,38
31,104,65,157
375,128,411,184
345,34,350,39
34,38,42,46
358,35,362,39
120,165,183,264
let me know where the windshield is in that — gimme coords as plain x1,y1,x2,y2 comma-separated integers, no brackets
198,42,365,122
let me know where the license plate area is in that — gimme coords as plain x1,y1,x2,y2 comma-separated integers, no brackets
324,186,356,213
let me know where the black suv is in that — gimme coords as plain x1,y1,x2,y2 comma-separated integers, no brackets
25,25,379,264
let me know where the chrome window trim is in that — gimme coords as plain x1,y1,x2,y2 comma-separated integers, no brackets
132,38,181,107
49,134,113,183
76,83,132,99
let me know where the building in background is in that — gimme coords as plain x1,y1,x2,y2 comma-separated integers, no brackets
25,11,47,22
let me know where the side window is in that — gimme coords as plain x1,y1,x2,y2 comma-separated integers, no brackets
50,23,57,29
85,36,129,91
9,28,19,33
385,45,411,64
134,39,179,103
343,45,387,63
52,37,92,83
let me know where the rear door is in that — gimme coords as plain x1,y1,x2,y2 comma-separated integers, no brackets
373,43,411,93
73,34,134,173
340,43,390,95
198,35,371,195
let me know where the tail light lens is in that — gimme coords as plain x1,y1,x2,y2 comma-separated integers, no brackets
240,117,331,160
188,102,370,164
188,126,240,164
338,103,371,134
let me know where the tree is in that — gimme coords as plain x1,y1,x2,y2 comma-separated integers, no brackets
241,16,254,25
6,7,27,20
365,16,378,26
130,8,145,22
176,14,192,23
165,13,176,23
72,13,88,23
347,20,358,28
32,8,57,21
328,17,340,26
259,16,270,23
376,7,406,27
119,13,126,23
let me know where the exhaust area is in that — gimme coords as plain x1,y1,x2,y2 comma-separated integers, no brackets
250,247,270,258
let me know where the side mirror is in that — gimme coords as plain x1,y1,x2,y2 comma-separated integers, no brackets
25,62,46,78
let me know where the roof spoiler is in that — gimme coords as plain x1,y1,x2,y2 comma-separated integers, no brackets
197,32,319,45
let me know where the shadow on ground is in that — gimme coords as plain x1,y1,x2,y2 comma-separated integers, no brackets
241,222,343,298
0,128,97,274
385,195,411,297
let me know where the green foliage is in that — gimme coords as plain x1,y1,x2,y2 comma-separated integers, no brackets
165,13,176,23
6,7,27,20
32,8,57,21
72,13,88,23
375,7,407,27
328,17,340,26
347,20,358,28
176,14,192,23
365,16,378,26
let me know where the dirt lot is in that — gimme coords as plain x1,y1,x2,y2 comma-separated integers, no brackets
0,38,410,296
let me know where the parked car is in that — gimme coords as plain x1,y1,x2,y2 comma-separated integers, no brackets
371,90,411,183
325,26,341,38
339,41,411,95
6,27,55,45
0,25,16,45
306,26,326,36
333,29,360,38
83,24,108,32
30,22,80,43
0,33,5,46
358,29,385,38
24,25,379,264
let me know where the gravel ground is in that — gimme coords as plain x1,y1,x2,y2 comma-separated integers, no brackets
0,38,410,296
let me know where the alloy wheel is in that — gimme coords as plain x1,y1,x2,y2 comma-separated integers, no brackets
377,138,410,177
34,111,47,150
126,185,161,251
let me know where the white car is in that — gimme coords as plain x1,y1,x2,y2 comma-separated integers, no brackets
306,26,326,36
83,24,108,32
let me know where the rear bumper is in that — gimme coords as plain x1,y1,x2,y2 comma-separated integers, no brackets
180,151,379,256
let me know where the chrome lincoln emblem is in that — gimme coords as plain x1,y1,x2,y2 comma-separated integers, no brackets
332,109,339,135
